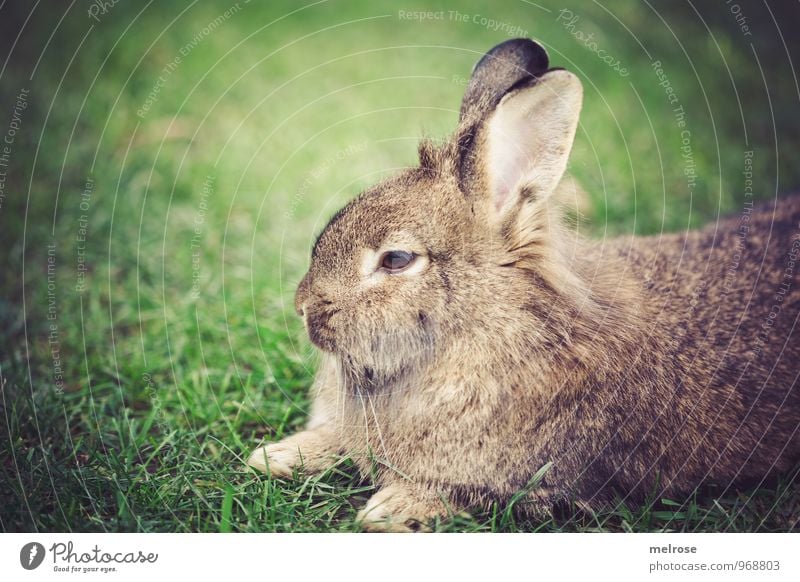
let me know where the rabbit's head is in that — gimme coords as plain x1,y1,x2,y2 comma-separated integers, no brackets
296,39,584,385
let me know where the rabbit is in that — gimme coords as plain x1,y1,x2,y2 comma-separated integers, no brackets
247,38,800,532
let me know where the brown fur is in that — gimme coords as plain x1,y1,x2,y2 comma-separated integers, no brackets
247,39,800,531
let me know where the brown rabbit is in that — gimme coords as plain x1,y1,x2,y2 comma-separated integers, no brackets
247,39,800,531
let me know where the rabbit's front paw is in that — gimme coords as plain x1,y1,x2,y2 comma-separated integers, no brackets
246,429,338,478
247,441,297,478
356,484,448,532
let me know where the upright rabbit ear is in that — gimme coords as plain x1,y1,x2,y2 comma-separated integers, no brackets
481,70,583,218
455,40,582,228
459,38,550,123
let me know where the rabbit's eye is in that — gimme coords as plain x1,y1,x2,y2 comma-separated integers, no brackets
380,250,415,272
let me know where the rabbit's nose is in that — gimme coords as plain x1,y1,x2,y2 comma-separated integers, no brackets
295,273,312,315
296,273,338,316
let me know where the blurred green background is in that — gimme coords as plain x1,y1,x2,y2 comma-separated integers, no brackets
1,0,799,532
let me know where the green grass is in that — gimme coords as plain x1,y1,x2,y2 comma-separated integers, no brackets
1,0,799,532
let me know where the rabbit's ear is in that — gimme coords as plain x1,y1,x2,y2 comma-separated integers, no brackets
479,70,583,218
460,38,550,123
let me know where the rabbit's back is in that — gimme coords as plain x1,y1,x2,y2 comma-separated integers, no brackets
626,194,800,398
605,195,800,496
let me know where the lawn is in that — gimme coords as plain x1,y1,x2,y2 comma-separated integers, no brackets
1,0,799,532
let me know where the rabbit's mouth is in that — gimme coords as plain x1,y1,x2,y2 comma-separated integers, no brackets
332,322,438,391
305,308,339,351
